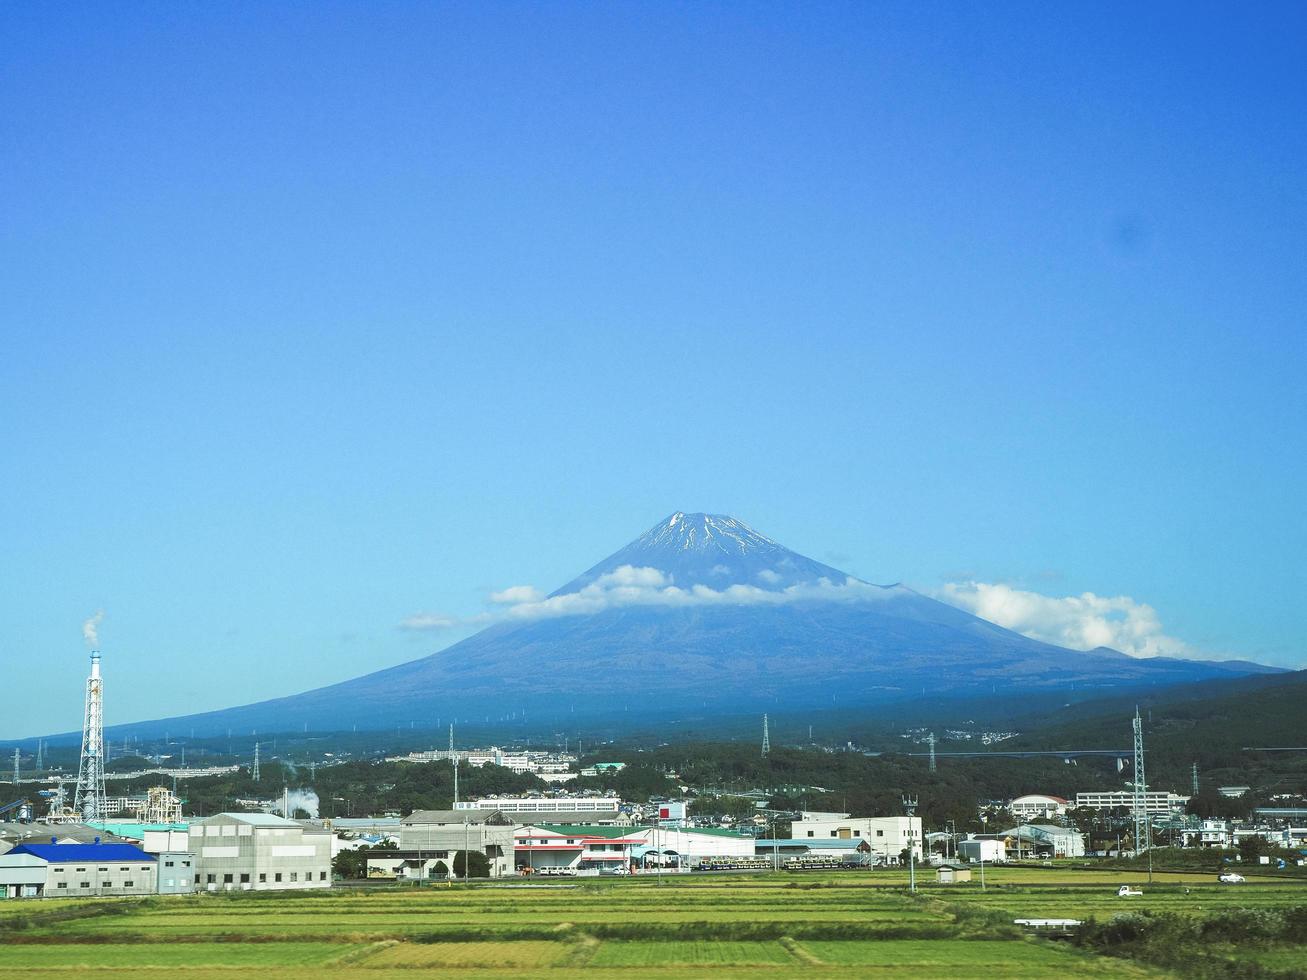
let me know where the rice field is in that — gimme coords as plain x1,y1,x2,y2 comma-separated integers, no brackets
0,868,1301,978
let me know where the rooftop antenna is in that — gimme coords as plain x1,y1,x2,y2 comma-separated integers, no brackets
74,648,108,821
761,714,770,757
927,732,937,773
252,742,261,782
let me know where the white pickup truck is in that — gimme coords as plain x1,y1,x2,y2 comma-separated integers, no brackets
1117,885,1143,897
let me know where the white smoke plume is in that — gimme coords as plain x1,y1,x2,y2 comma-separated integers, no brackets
82,610,104,648
276,788,320,819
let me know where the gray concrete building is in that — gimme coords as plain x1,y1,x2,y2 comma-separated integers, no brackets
189,813,331,891
382,809,516,878
154,851,196,894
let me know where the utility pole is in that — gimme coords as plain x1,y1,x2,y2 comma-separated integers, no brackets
1147,820,1154,884
902,795,918,893
761,714,770,757
450,724,458,808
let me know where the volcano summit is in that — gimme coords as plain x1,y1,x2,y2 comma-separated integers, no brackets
120,512,1276,736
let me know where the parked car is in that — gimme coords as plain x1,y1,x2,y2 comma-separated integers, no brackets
1218,872,1246,884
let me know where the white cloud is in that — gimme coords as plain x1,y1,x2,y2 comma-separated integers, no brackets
756,569,781,584
497,565,903,622
399,613,459,631
489,585,545,605
399,612,492,632
936,581,1189,658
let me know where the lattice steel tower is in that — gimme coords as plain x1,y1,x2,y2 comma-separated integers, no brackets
1132,707,1150,853
252,742,261,782
74,650,108,820
927,732,937,772
761,714,770,757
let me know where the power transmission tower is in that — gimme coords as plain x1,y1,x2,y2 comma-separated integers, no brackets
252,743,261,782
761,714,770,757
927,732,937,772
35,740,43,772
1132,707,1150,854
1192,762,1199,797
12,747,18,785
74,650,108,820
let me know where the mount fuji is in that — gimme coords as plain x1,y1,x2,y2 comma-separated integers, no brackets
117,512,1277,736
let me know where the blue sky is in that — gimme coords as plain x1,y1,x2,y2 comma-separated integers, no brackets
2,2,1304,738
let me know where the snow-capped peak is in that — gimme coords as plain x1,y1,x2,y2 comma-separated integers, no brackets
641,512,778,556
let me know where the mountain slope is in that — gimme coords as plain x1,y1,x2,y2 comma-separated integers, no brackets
108,512,1280,737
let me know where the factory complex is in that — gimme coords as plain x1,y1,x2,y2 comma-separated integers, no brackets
4,649,1305,900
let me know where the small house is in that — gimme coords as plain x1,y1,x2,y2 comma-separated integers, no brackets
936,864,972,884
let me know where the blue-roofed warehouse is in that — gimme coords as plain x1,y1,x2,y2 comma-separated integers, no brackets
0,841,158,899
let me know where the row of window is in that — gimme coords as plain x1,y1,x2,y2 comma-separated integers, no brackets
54,881,138,889
804,830,887,838
199,871,328,884
55,866,153,872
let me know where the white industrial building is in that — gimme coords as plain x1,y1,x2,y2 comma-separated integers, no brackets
189,813,332,891
514,823,754,873
995,824,1086,858
0,842,159,899
454,796,620,814
1009,795,1069,820
1075,790,1189,814
958,838,1007,864
790,812,923,864
387,747,577,780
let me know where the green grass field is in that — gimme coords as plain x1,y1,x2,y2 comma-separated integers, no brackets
0,868,1302,978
